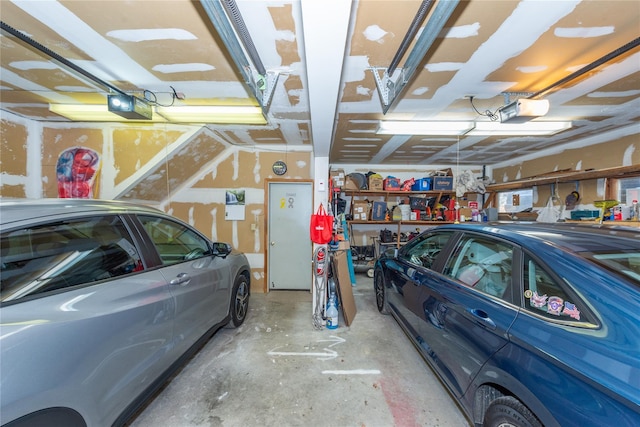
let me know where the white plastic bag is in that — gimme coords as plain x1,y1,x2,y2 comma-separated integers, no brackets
455,170,486,197
536,196,562,223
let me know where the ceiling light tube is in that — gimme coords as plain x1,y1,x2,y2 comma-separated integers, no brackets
468,121,572,136
156,105,266,124
377,121,475,135
49,104,165,122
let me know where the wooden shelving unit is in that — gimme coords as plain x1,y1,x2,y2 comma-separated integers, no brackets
341,189,452,205
341,188,457,248
482,165,640,209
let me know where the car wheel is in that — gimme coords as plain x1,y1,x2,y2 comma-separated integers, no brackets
483,396,542,427
228,274,249,328
374,269,389,314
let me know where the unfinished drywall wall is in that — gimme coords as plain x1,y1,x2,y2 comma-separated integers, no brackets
0,117,30,197
111,128,187,187
118,129,227,202
168,149,313,292
1,113,312,293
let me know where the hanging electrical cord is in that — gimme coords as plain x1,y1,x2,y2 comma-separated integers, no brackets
142,86,182,107
468,96,499,121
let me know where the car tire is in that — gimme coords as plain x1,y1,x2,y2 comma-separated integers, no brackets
374,268,389,314
227,274,249,328
483,396,542,427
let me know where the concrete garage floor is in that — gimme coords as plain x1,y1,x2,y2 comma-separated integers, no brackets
127,276,469,427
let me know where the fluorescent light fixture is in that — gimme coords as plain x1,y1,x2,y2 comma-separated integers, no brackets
49,104,267,124
376,119,572,137
156,105,266,124
468,121,572,136
49,104,165,122
377,121,475,135
498,98,550,123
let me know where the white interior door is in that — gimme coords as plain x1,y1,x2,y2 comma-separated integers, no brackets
268,181,313,290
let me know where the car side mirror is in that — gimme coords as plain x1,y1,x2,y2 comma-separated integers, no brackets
384,246,398,259
211,242,232,258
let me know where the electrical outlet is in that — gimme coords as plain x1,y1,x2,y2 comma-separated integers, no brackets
251,223,257,231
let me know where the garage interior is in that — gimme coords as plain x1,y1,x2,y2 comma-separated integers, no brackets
1,1,639,425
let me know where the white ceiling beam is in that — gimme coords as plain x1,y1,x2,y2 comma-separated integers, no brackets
300,0,352,157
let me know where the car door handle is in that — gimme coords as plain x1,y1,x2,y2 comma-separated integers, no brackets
468,308,496,330
170,272,191,286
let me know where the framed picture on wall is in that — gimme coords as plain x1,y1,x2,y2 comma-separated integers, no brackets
225,189,245,220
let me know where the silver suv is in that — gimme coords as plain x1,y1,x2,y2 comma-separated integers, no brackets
0,199,250,427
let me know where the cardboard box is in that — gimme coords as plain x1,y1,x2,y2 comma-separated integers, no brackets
368,175,383,191
383,177,401,190
337,240,350,250
411,177,432,191
330,168,345,189
332,250,357,326
459,207,472,221
344,176,360,190
370,200,387,220
433,176,453,190
351,201,370,220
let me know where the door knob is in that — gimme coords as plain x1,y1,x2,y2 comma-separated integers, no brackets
271,241,275,246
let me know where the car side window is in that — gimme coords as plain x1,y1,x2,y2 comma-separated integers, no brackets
523,254,584,322
401,231,453,269
0,215,143,302
138,215,210,265
443,235,513,301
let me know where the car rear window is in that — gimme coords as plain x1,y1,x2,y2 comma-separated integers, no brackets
1,215,143,302
583,251,640,286
523,253,592,324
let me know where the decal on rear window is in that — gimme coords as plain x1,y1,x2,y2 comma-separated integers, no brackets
524,289,581,320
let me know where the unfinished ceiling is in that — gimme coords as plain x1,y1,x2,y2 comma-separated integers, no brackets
1,0,639,168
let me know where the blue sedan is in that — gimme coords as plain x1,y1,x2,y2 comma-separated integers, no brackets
374,222,640,427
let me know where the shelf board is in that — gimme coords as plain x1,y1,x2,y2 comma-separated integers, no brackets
347,220,454,225
341,189,452,196
486,165,640,192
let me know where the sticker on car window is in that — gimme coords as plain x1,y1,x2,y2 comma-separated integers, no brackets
547,296,563,315
525,289,581,320
562,301,581,320
525,289,548,308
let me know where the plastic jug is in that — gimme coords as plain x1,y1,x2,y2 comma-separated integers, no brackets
326,293,338,329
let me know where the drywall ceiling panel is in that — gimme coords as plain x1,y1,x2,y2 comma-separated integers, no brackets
1,0,638,166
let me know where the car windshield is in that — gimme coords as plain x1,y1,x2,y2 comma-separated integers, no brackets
584,250,640,285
